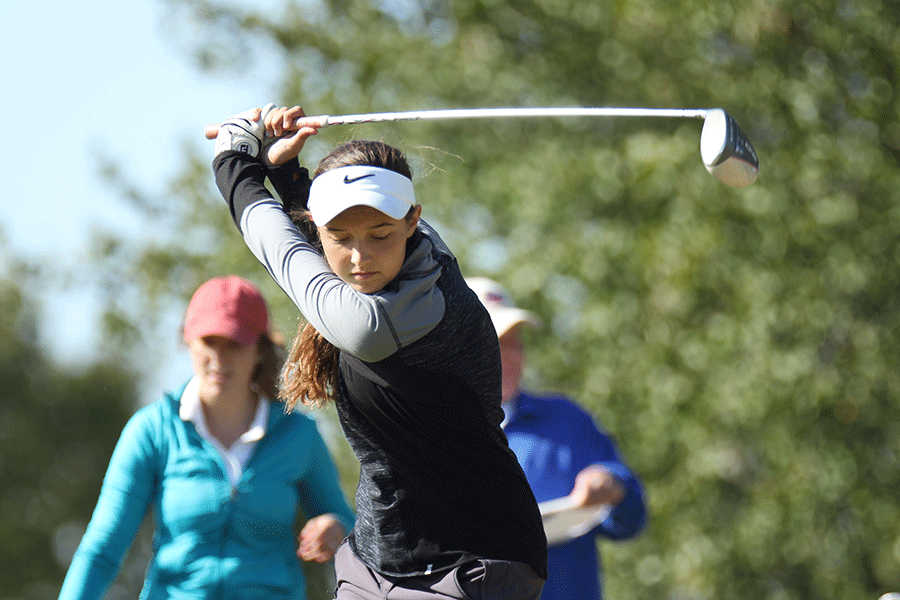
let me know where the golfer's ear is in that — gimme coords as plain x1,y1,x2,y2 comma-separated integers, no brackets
405,205,423,237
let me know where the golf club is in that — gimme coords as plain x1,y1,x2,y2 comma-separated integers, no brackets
304,107,758,188
207,106,759,187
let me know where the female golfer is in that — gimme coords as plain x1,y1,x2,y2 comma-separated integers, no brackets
210,105,547,599
59,275,355,600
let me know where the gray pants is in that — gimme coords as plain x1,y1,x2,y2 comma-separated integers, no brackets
333,542,545,600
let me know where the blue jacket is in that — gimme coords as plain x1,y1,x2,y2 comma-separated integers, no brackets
504,391,647,600
59,382,355,600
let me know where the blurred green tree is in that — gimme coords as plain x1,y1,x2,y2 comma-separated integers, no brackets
0,271,141,600
86,0,900,599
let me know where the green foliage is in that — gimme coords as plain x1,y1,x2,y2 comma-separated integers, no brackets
95,0,900,598
0,277,138,600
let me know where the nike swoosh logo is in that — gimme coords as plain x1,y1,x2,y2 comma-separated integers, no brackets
344,173,375,184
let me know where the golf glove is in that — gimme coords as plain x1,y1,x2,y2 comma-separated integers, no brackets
214,103,277,159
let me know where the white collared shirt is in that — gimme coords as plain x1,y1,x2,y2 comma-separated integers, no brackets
179,376,270,486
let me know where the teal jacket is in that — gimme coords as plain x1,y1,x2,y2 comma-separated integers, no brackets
59,382,355,600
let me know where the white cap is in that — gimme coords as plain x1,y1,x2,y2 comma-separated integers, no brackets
307,165,416,225
467,277,540,337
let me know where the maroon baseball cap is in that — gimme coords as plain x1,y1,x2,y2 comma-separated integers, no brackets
183,276,269,346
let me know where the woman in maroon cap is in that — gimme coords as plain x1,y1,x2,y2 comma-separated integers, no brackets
59,275,355,600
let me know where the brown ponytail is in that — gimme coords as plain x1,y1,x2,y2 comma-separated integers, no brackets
253,332,285,401
280,322,340,410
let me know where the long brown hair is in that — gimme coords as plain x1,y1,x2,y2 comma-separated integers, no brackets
281,140,413,410
254,332,285,401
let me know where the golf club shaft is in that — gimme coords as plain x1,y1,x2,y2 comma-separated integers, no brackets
279,105,756,187
309,107,711,127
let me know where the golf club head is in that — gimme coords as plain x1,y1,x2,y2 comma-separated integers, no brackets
700,108,759,188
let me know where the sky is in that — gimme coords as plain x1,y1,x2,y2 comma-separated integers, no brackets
1,0,282,400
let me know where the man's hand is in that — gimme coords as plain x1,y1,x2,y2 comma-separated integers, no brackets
568,465,625,508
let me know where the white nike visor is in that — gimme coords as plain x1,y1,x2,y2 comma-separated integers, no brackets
307,165,417,225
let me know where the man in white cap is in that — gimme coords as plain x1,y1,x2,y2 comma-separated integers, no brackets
467,277,648,600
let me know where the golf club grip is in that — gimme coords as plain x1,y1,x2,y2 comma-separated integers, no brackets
312,107,711,127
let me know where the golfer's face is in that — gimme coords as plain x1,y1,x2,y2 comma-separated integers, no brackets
319,205,419,294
